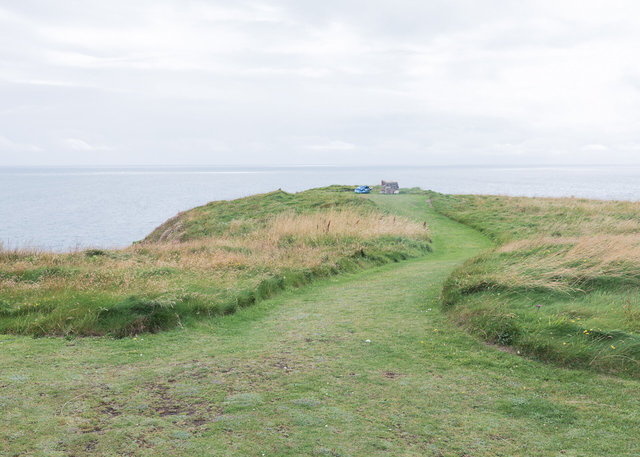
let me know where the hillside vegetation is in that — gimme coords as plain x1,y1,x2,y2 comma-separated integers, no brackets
0,187,430,336
3,193,640,456
432,193,640,377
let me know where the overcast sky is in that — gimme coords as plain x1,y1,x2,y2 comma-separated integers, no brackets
1,0,640,166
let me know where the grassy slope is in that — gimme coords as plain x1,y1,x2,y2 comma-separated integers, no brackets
431,193,640,377
143,186,370,242
2,194,640,456
0,187,430,336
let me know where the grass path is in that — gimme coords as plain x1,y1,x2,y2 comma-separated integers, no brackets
2,196,640,456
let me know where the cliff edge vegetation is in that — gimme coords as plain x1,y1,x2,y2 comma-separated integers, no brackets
0,187,430,336
432,193,640,377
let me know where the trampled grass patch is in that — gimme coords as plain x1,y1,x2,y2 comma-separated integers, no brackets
497,395,577,425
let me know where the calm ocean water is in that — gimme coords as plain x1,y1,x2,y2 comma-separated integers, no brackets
2,165,639,251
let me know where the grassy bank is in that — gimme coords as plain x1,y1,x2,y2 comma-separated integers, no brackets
432,193,640,377
0,187,430,336
3,196,639,456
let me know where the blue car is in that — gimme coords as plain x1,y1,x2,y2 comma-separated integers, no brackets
354,185,371,194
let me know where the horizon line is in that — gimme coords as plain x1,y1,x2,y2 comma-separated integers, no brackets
2,163,640,169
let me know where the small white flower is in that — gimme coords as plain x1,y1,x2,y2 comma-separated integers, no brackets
365,339,371,343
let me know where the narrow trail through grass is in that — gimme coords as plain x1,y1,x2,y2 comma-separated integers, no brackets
2,196,639,456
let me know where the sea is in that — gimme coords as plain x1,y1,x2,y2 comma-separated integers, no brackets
2,165,640,251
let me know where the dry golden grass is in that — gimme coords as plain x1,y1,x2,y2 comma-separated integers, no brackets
433,193,640,377
0,209,429,295
435,194,640,293
0,189,434,336
489,234,640,293
498,234,640,263
263,209,428,241
513,196,640,234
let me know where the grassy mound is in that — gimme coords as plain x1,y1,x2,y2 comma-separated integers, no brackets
0,187,431,337
144,185,371,243
432,192,640,377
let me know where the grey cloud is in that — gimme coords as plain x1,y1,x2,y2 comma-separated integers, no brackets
1,0,640,166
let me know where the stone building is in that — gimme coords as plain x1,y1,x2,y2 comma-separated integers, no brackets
380,180,399,194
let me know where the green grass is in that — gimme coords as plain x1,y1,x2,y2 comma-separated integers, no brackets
431,192,640,377
143,185,372,242
0,187,430,337
2,195,640,456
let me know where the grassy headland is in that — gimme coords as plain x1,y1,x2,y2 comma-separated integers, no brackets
3,194,639,456
432,193,640,377
0,187,430,336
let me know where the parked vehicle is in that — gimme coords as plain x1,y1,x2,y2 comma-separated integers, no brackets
354,185,371,194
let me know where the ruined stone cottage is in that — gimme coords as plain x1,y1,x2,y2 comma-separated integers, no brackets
380,180,399,194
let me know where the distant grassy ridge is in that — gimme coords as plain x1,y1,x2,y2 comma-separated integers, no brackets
431,193,640,377
0,186,431,337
